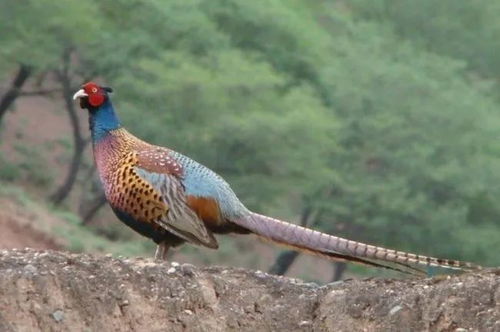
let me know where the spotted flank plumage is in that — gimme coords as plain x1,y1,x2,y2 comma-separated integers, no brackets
78,81,482,274
105,151,166,223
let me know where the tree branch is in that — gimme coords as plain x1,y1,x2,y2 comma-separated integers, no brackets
0,64,32,123
50,48,88,205
19,88,62,97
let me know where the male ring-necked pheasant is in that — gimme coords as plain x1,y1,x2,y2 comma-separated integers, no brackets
73,81,481,274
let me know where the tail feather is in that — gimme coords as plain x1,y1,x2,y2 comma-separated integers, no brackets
232,212,482,273
260,236,424,275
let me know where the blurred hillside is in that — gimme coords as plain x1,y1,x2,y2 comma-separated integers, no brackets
1,0,500,282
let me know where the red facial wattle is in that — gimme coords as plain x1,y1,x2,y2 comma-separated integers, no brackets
88,92,105,107
83,82,105,107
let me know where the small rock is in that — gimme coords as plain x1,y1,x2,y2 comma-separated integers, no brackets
52,310,64,322
389,305,403,316
302,282,319,288
254,270,266,278
181,264,195,277
299,320,312,327
171,262,180,267
24,264,37,275
167,267,176,274
184,309,193,315
328,280,344,287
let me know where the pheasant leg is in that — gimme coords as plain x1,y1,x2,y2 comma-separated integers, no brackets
154,241,170,261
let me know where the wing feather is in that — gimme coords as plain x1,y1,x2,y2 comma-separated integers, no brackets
130,148,223,248
134,166,218,248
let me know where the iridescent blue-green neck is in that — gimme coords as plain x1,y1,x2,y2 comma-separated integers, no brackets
89,99,121,143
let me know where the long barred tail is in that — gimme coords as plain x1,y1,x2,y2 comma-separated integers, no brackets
233,212,482,274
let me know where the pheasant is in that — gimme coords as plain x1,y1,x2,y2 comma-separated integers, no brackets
73,81,481,275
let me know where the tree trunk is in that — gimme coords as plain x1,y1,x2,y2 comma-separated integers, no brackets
50,49,87,205
331,262,347,281
0,64,32,123
80,193,107,225
268,206,313,275
268,250,300,275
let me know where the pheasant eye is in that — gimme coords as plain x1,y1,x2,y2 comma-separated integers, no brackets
92,87,98,93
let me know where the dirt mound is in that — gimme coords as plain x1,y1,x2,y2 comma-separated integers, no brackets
0,198,61,251
0,214,60,251
0,249,498,332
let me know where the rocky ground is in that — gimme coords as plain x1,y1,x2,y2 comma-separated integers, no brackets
0,249,498,332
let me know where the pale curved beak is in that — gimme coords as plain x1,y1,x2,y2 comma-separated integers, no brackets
72,89,88,100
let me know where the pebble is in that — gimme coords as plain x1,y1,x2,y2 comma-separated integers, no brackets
23,264,37,275
52,310,64,322
328,280,344,287
389,305,403,316
254,270,266,278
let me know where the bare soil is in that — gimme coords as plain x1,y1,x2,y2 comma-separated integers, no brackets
0,197,62,251
0,216,59,251
0,249,498,332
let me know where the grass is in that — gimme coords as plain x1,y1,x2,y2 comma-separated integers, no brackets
0,153,21,182
14,143,54,187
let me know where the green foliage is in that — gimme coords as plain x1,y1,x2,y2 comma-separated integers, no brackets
14,144,54,187
0,153,21,182
0,183,33,207
0,146,53,187
308,14,500,265
0,0,100,74
347,0,500,88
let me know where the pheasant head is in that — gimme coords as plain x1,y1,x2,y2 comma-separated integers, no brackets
73,81,120,142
